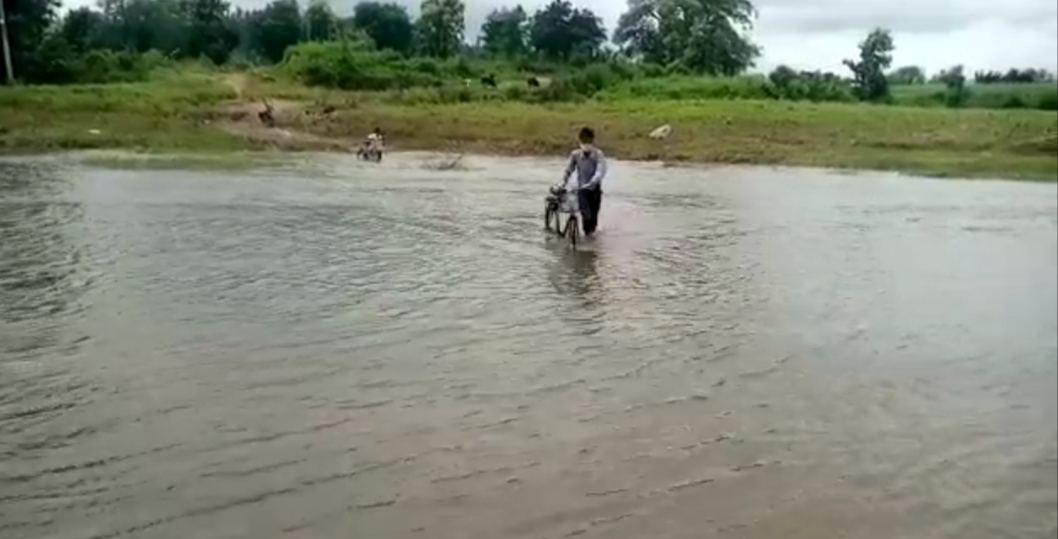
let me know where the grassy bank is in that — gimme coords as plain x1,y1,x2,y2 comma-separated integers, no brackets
0,71,254,153
1,72,1055,180
302,100,1058,180
597,76,1058,111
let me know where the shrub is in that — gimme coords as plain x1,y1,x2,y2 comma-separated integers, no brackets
596,75,770,102
566,64,615,97
1000,95,1028,109
282,41,441,90
768,66,853,102
1037,88,1058,111
25,43,168,85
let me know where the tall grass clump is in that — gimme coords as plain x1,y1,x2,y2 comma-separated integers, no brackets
28,48,171,85
0,71,234,115
766,67,855,102
892,82,1058,110
281,41,512,91
597,71,856,103
596,75,771,102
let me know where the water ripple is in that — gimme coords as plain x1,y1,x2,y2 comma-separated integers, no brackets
0,153,1054,539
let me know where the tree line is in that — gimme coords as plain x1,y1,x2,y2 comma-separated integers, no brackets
1,0,1053,108
1,0,767,84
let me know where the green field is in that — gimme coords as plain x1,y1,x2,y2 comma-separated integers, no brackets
892,82,1058,110
1,70,1055,180
596,75,1057,111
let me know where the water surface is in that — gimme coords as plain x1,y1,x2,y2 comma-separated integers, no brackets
1,153,1056,539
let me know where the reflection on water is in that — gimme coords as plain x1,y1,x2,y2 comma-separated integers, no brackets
0,163,89,357
0,153,1055,539
548,246,599,301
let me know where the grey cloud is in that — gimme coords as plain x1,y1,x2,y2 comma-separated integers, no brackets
754,0,1056,35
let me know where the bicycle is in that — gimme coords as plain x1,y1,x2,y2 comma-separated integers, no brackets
543,184,579,249
356,145,383,162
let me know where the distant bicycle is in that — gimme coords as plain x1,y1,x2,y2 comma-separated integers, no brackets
356,145,383,162
544,183,579,249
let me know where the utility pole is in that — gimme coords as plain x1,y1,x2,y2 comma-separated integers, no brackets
0,0,13,84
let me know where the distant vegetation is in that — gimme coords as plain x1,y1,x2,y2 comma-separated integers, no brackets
0,0,1055,111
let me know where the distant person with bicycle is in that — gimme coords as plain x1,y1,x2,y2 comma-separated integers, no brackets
560,126,608,236
365,127,384,152
357,127,385,161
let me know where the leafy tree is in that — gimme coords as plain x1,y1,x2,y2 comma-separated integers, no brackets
843,27,893,102
613,0,759,75
565,6,606,62
974,67,1055,84
612,0,663,63
92,0,189,54
937,64,969,108
56,7,107,52
887,65,925,85
96,0,128,45
416,0,464,58
768,64,797,90
304,0,337,41
119,0,187,54
768,64,851,102
180,0,238,64
2,0,60,82
247,0,301,62
480,5,528,58
352,2,414,54
528,0,605,61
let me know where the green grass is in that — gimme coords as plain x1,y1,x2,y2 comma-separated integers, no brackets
597,75,778,102
0,70,1055,180
596,76,1058,111
892,82,1058,110
295,98,1057,180
0,72,254,153
0,71,235,114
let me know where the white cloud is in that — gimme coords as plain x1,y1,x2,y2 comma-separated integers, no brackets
751,0,1058,74
62,0,1058,75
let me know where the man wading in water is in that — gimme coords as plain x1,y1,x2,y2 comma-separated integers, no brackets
561,127,608,236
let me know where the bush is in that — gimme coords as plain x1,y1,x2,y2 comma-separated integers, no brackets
412,57,442,76
1035,88,1058,111
767,67,853,102
566,64,615,97
504,85,527,101
24,43,168,85
282,42,525,91
451,57,476,78
1000,95,1028,109
282,41,441,90
597,75,771,102
639,63,666,78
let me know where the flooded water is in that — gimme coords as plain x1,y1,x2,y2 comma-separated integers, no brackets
1,153,1056,539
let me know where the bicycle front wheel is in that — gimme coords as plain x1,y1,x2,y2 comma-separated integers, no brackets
565,216,578,249
545,202,559,232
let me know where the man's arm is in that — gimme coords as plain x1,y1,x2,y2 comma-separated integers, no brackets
583,150,607,190
561,151,578,184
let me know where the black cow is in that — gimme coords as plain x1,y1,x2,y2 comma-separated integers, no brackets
527,77,540,88
481,74,497,88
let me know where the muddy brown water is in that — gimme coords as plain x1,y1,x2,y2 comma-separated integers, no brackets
1,153,1056,539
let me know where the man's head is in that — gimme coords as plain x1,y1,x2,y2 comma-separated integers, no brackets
373,127,382,135
578,126,595,145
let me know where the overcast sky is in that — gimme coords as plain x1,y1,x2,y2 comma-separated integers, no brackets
66,0,1058,75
